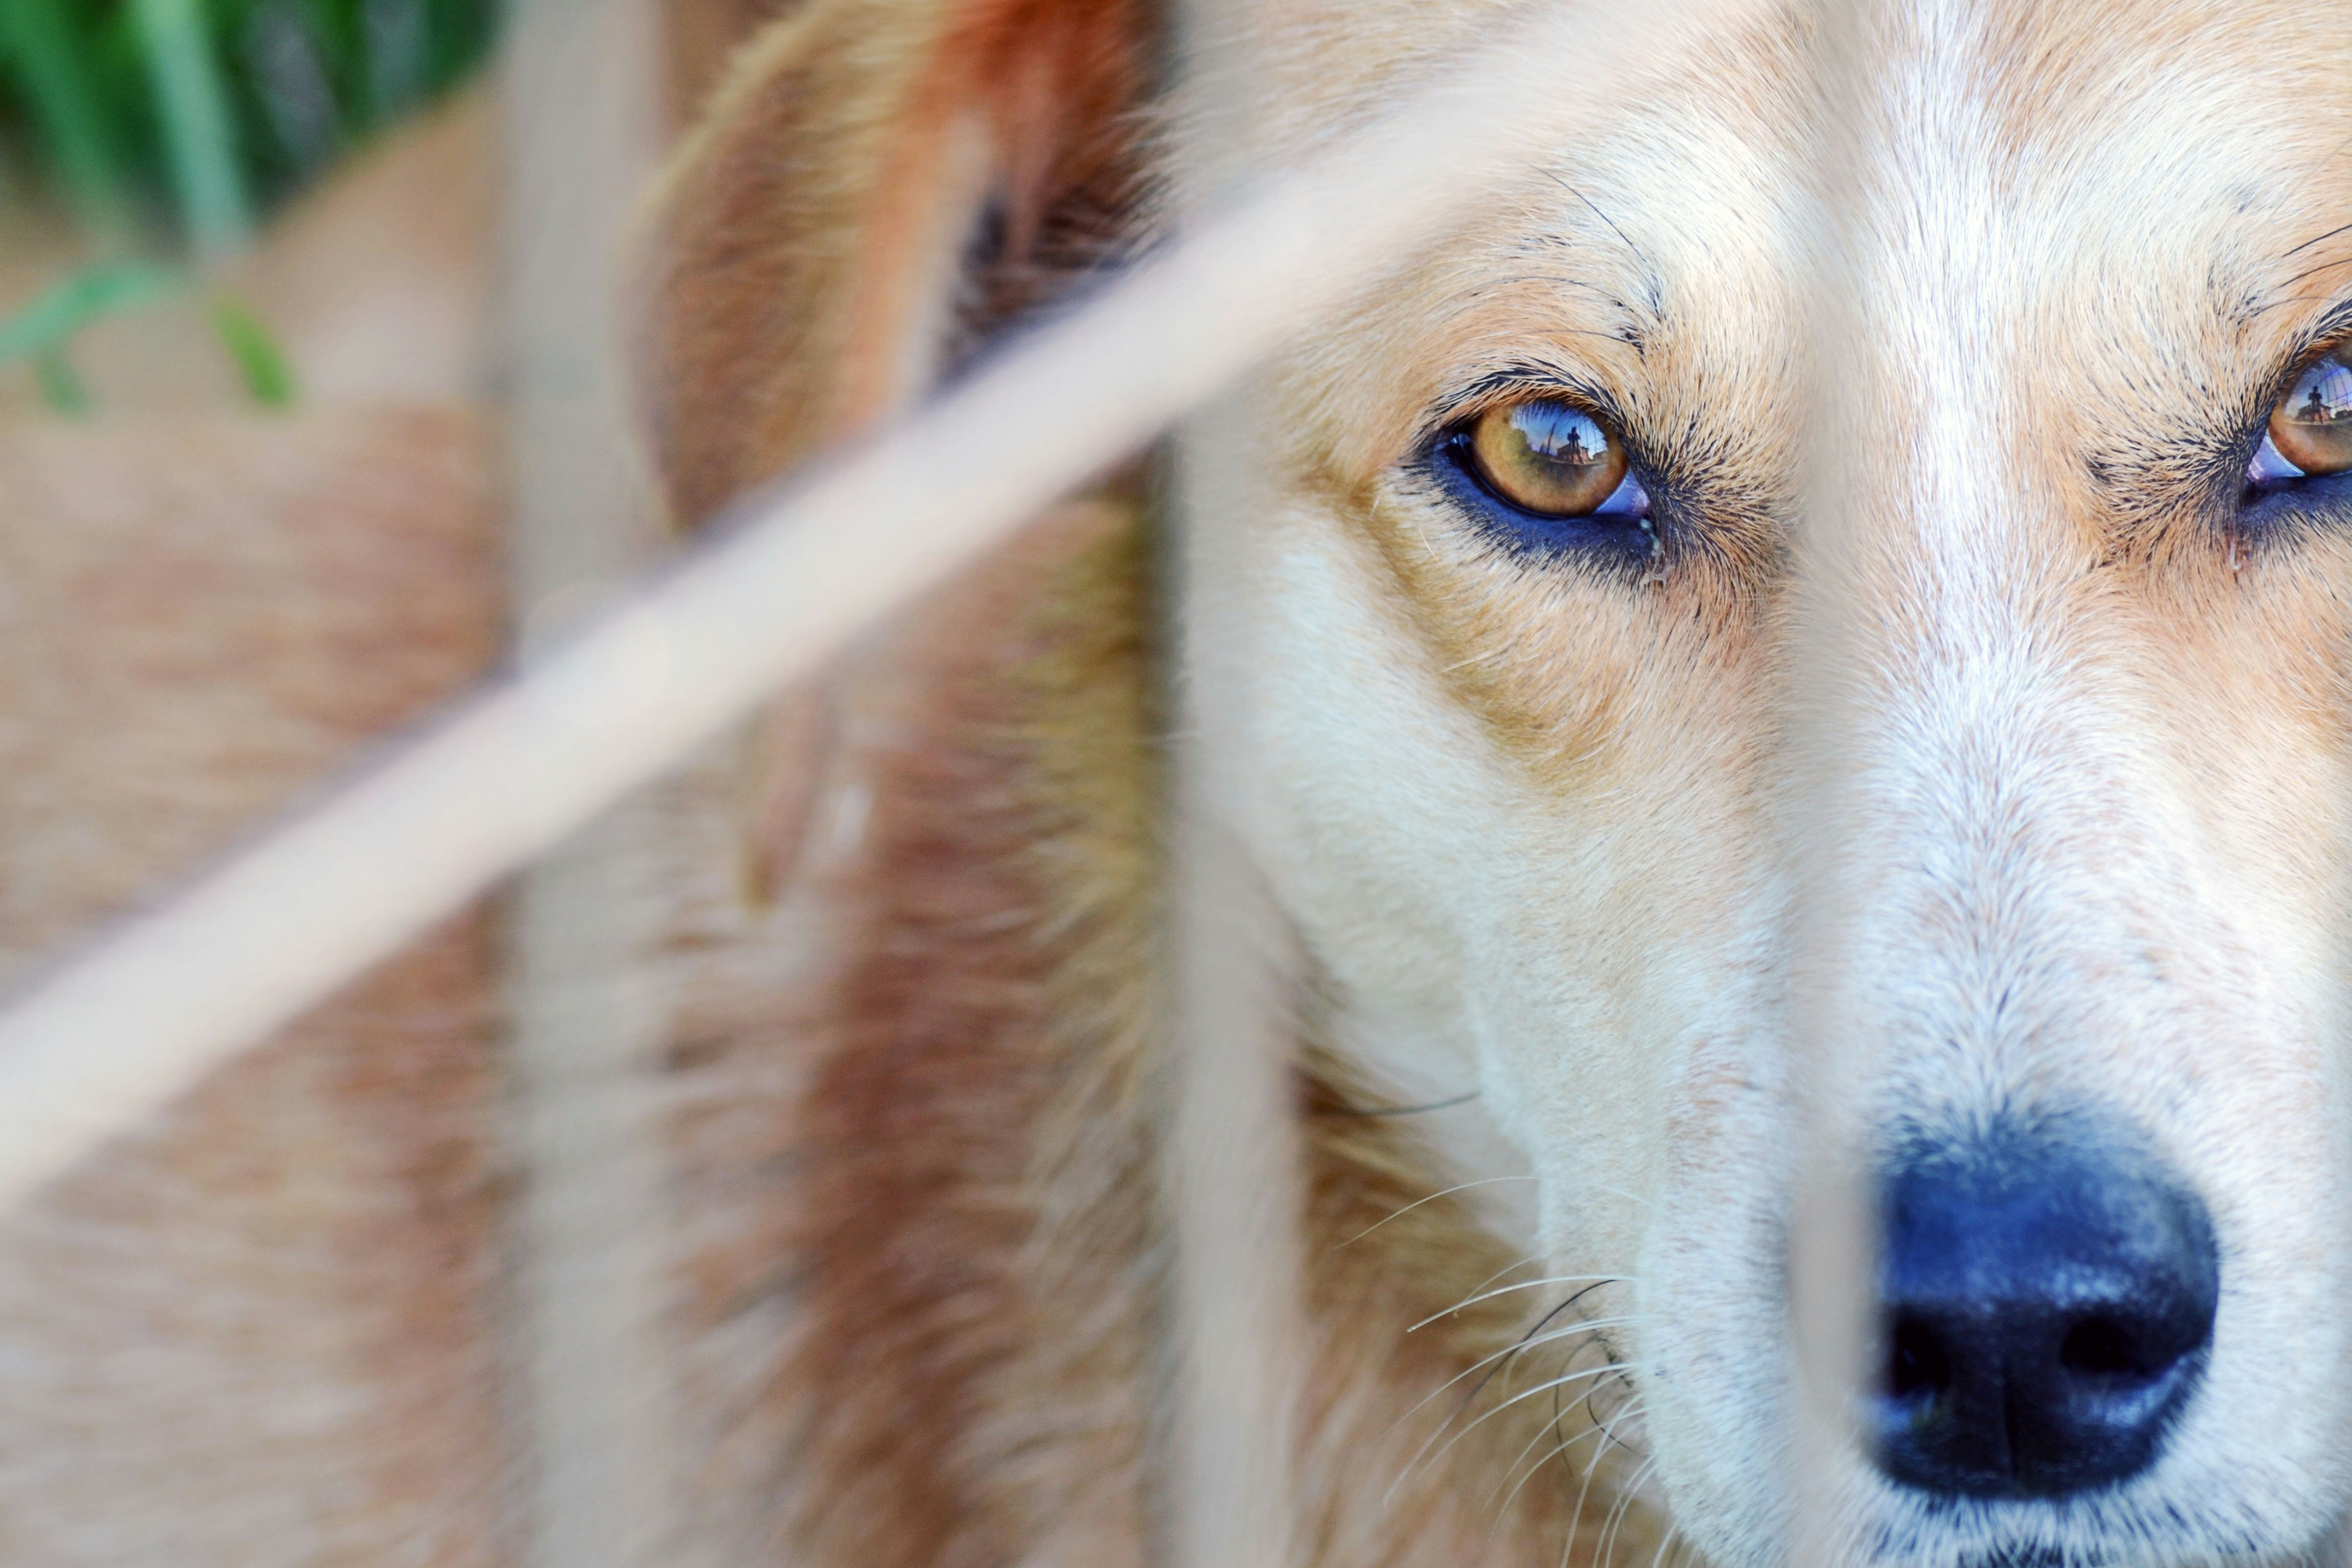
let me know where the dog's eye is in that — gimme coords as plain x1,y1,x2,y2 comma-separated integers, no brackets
2251,351,2352,484
1463,400,1634,517
1427,395,1654,564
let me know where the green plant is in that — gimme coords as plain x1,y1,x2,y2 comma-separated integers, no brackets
0,263,296,410
0,0,498,412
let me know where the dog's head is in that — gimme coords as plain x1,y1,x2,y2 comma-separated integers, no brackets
1238,2,2352,1561
654,1,2352,1562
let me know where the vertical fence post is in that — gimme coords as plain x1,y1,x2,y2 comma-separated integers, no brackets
499,3,676,1565
1785,2,1882,1558
1160,7,1310,1563
1161,486,1309,1568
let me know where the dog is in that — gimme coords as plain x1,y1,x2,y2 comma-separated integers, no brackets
642,0,2352,1564
9,0,2351,1562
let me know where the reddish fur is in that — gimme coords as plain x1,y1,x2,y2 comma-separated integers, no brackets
647,5,1639,1564
729,494,1593,1568
0,411,508,1564
646,0,1151,514
785,500,1157,1568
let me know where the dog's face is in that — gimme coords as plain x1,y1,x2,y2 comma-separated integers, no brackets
1209,1,2352,1562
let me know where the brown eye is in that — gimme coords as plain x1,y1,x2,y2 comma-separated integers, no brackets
1465,399,1630,517
2268,352,2352,476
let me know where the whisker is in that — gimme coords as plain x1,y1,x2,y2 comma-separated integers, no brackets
1641,1513,1683,1568
1536,168,1662,285
1470,1359,1640,1441
1410,1274,1624,1332
1386,1302,1637,1445
1599,1453,1660,1568
2284,218,2352,258
1381,1278,1598,1441
1490,1405,1619,1520
1327,1090,1482,1118
1583,1182,1653,1212
1384,1350,1626,1511
1559,1400,1623,1568
1387,1359,1634,1504
1338,1176,1539,1248
1477,1297,1646,1532
1461,1252,1555,1305
1443,648,1513,674
1497,1312,1639,1403
1616,1442,1660,1553
1579,1369,1648,1463
2276,255,2352,295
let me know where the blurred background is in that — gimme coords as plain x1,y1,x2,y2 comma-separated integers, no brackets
0,5,837,1566
0,0,499,411
0,0,773,412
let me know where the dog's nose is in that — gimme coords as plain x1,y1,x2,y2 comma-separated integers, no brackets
1871,1122,2218,1498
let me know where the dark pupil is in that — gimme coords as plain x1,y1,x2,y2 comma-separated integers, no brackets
2292,363,2352,426
1515,404,1608,466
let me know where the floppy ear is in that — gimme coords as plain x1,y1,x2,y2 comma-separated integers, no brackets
644,0,1156,528
641,0,1157,904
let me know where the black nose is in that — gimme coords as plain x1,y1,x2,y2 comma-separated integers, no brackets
1872,1120,2218,1499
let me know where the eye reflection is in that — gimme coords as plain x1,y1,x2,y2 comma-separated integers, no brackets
2261,352,2352,479
1464,399,1638,518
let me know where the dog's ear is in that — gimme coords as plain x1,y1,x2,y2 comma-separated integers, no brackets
644,0,1155,906
644,0,1156,528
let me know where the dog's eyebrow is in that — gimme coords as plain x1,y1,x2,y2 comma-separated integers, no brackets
2272,251,2352,299
2245,217,2352,325
2251,290,2352,351
1436,272,1658,361
1465,275,1637,314
2239,260,2352,328
2301,293,2352,347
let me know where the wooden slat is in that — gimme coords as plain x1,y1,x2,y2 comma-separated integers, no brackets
499,3,676,1565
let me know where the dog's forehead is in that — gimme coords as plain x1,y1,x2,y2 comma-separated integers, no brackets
1263,0,2352,480
1842,1,2352,389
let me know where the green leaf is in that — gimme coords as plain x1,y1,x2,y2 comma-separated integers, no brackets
0,0,500,254
0,0,137,237
133,0,253,259
0,268,299,411
0,261,185,361
208,294,295,406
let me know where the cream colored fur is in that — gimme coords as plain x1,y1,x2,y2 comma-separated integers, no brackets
1213,2,2352,1563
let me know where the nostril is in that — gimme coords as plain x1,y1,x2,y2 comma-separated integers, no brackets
1886,1312,1950,1400
2060,1314,2150,1380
